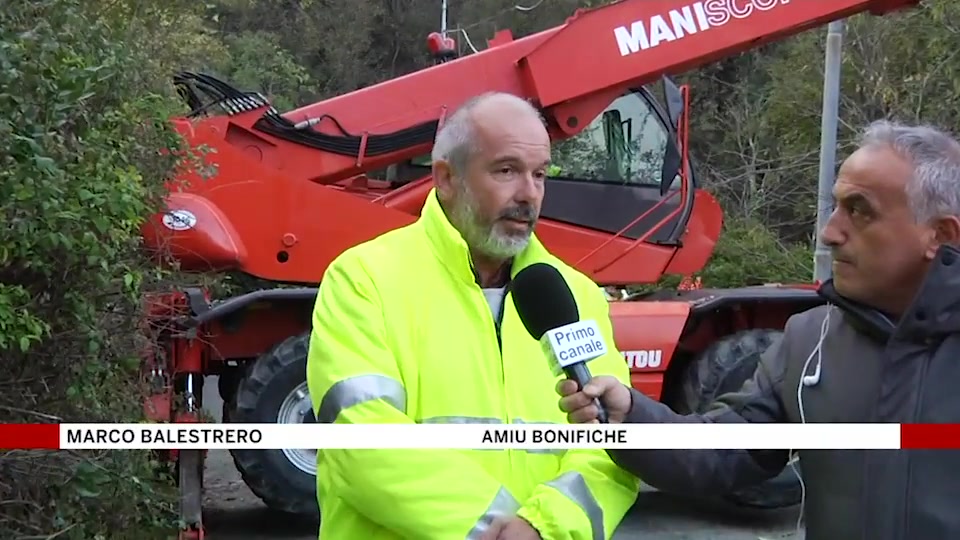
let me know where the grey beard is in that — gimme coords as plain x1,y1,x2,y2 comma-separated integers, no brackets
448,183,532,260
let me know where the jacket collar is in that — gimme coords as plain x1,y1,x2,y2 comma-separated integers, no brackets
817,281,895,343
818,244,960,343
418,188,550,286
897,244,960,339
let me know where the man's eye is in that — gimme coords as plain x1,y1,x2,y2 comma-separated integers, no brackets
849,205,874,222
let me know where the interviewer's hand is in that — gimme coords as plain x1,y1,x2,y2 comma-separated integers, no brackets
556,376,631,424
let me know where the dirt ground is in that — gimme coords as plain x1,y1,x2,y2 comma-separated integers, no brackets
201,377,802,539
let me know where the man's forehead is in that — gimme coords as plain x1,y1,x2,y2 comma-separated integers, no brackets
835,145,911,200
485,140,550,164
476,113,545,140
474,120,548,160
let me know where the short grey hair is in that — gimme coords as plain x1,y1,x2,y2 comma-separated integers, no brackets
859,120,960,223
431,92,544,176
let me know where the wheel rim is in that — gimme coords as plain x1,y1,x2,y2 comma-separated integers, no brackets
276,381,317,475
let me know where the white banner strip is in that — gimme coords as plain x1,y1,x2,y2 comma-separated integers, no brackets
58,423,903,450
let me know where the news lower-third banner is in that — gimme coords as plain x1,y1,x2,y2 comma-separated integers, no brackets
0,422,955,450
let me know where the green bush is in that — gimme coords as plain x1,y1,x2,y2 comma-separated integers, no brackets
0,1,195,537
631,216,814,294
695,217,814,288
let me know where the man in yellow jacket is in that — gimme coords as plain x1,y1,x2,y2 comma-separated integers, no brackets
306,91,640,540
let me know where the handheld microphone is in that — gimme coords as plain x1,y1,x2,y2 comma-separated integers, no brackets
511,263,610,423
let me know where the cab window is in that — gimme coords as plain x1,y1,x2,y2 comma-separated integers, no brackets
550,91,676,187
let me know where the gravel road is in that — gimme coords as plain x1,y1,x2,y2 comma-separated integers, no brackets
201,376,802,540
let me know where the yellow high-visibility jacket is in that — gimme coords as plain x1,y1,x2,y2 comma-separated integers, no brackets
306,188,640,540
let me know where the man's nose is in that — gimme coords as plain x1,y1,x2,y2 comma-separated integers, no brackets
819,208,845,247
514,173,541,203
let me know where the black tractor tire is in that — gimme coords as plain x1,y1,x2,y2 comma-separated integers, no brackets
225,333,319,519
668,328,803,510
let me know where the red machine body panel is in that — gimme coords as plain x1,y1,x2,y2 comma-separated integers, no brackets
609,300,691,398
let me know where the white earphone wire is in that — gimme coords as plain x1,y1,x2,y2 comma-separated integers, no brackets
790,306,832,535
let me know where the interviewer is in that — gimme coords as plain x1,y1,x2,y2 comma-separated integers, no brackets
557,120,960,540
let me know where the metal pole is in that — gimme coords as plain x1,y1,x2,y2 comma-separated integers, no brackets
441,0,448,35
813,20,845,283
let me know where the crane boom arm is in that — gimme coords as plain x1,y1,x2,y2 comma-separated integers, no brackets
218,0,917,186
521,0,917,111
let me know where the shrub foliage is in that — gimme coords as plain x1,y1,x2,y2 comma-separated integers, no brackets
0,1,193,537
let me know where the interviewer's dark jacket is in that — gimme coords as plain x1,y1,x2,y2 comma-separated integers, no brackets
611,245,960,540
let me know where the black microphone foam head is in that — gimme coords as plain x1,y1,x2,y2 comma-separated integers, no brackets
510,263,579,340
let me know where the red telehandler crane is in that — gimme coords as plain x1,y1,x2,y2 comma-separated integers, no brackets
140,0,920,537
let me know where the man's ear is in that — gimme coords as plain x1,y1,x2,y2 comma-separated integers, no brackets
925,215,960,258
432,159,455,201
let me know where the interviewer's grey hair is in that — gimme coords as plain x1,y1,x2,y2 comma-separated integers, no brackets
859,120,960,223
431,92,545,176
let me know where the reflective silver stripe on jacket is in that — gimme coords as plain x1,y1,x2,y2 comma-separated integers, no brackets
316,374,406,423
465,486,521,540
316,380,564,455
546,472,604,540
419,416,558,425
419,416,564,455
420,416,503,424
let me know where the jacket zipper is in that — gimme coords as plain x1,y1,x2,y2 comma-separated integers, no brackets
494,289,506,384
485,286,508,430
471,264,507,363
900,343,932,540
492,289,515,472
471,259,510,418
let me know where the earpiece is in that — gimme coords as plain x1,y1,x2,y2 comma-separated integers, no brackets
798,308,830,390
802,361,821,387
